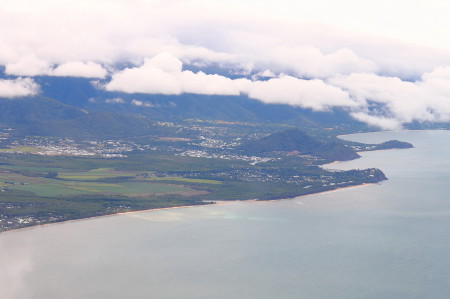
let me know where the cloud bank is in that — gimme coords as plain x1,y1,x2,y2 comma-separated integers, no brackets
51,61,107,78
242,76,355,110
5,58,107,78
2,0,450,79
0,78,40,99
3,0,450,128
105,53,358,111
106,53,450,129
105,53,245,96
330,71,450,129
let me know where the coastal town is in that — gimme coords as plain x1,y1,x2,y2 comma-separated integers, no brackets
0,121,399,232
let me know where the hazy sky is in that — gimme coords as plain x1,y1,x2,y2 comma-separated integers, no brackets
2,0,450,129
220,0,450,49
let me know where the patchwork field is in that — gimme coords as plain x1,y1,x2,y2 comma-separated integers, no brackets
57,168,139,180
0,165,207,198
0,153,225,231
0,145,387,233
0,146,40,153
144,177,222,184
10,180,191,197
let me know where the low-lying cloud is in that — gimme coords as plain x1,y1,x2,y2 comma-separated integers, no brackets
105,53,245,96
254,46,377,79
0,78,40,98
105,53,358,111
5,56,107,78
51,61,107,78
131,99,155,107
2,0,450,80
105,52,450,129
329,71,450,129
4,1,450,129
242,76,356,111
104,97,125,104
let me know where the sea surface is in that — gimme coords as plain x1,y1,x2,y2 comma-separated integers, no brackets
1,130,450,299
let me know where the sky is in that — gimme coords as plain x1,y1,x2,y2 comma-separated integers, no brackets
2,0,450,129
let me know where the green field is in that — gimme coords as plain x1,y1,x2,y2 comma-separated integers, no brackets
0,153,213,232
0,164,66,172
11,180,190,197
0,159,212,199
0,146,40,153
144,177,222,184
58,168,138,180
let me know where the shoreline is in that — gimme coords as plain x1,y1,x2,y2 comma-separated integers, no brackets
247,182,376,203
0,182,377,235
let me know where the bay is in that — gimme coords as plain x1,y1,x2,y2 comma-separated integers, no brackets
1,130,450,298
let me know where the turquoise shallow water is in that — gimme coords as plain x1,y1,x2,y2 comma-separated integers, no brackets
1,130,450,298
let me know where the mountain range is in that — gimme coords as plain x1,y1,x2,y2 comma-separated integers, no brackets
0,75,371,139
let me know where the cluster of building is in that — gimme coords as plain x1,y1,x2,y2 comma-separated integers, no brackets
178,150,273,164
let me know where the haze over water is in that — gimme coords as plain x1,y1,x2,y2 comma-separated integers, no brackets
1,130,450,299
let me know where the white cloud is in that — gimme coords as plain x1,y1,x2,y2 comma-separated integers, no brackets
105,53,246,96
105,56,183,95
6,59,107,78
253,69,276,79
422,67,450,81
146,52,182,73
329,71,450,128
52,61,107,78
3,0,450,128
241,76,356,111
131,99,154,107
0,78,40,98
350,112,402,130
105,98,125,104
106,53,357,111
2,0,450,80
5,55,51,77
179,71,245,95
255,47,377,79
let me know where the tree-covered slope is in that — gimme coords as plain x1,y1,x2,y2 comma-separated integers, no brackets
239,128,360,161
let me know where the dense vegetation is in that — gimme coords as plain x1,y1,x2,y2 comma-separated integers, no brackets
239,128,360,161
373,140,414,150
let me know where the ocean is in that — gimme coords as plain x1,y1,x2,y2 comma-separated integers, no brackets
1,130,450,298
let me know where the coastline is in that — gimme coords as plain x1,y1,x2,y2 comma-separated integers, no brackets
0,182,377,235
248,182,376,203
0,130,401,236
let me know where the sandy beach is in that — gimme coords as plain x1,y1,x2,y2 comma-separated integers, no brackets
0,182,376,235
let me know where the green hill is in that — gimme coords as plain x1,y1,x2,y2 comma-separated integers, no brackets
239,128,360,161
373,140,414,150
0,97,164,138
0,96,85,125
